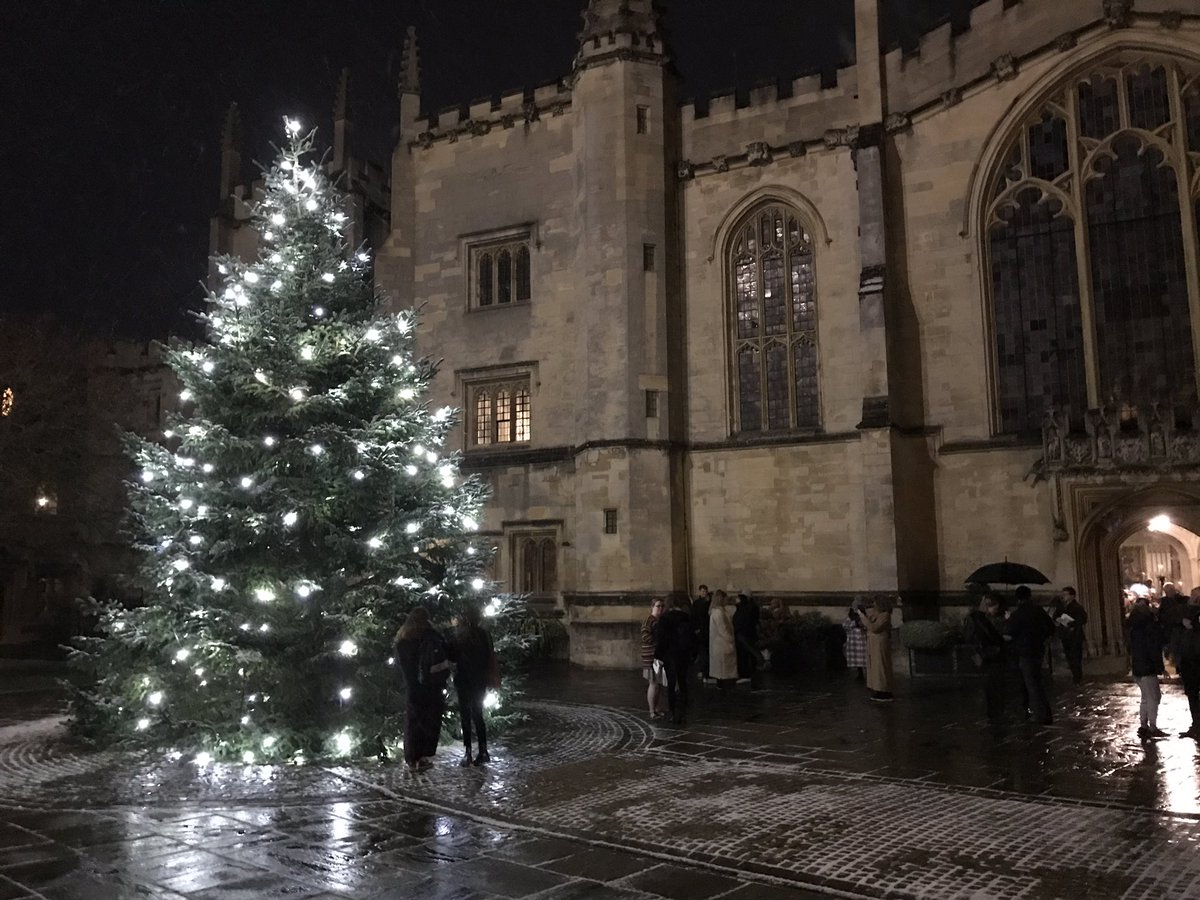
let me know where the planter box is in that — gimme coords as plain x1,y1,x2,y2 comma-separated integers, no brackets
907,645,981,676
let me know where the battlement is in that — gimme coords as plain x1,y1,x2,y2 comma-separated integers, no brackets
682,66,845,125
414,79,573,150
879,0,1180,118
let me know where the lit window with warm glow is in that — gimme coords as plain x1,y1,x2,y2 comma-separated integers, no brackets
470,378,531,447
0,387,12,417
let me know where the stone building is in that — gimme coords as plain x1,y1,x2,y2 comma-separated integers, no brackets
217,0,1200,666
0,338,176,651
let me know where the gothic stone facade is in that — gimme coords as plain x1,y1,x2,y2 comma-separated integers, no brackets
223,0,1200,666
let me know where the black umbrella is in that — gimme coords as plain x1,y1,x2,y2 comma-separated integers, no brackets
965,561,1050,586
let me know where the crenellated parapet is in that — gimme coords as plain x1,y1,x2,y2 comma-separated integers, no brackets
677,0,1198,179
882,0,1193,117
411,80,572,151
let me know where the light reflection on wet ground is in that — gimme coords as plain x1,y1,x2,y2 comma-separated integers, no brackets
0,661,1198,898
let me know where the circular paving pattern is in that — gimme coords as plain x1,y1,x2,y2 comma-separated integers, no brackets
0,700,654,810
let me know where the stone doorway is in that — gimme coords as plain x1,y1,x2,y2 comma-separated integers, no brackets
1073,482,1200,655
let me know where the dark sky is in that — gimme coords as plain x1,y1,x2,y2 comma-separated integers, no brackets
0,0,968,340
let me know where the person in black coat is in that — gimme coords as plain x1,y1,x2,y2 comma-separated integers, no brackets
1051,586,1088,684
1004,585,1055,725
732,592,762,687
1126,597,1166,739
448,603,497,766
394,607,451,772
692,585,710,680
1172,605,1200,739
655,597,696,725
967,595,1008,721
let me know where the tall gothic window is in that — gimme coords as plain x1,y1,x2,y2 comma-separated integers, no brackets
985,54,1200,435
728,202,819,433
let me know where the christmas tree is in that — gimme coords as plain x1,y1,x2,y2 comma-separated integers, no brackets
70,121,523,763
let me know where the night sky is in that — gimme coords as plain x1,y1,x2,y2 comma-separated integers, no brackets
1,0,968,341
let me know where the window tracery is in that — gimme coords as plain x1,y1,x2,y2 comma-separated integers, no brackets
470,378,531,447
985,53,1200,435
727,202,820,433
470,234,531,308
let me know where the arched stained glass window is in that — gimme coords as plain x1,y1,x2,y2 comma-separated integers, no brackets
728,203,819,433
984,53,1200,435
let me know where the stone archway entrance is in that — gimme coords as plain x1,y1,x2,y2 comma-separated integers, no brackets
1073,481,1200,655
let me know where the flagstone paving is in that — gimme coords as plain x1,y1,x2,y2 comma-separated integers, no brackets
0,662,1198,898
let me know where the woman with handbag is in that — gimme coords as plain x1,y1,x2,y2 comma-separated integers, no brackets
448,602,497,766
640,598,668,719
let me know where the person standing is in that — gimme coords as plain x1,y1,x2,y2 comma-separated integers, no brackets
655,597,696,725
692,584,711,681
1005,585,1055,725
842,600,868,681
708,590,738,688
1172,606,1200,739
1159,582,1186,674
732,591,762,688
1051,586,1088,684
967,595,1008,721
394,607,451,772
448,603,496,767
857,597,894,701
1126,596,1167,739
640,598,668,719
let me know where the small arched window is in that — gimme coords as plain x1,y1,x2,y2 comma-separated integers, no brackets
474,390,492,445
477,252,493,308
515,245,531,302
728,202,819,433
497,249,513,304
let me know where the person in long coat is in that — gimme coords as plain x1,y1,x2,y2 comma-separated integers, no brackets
447,603,496,766
1126,597,1166,739
857,597,894,701
394,607,450,772
708,590,738,685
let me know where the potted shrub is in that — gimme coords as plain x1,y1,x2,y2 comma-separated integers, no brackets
900,620,959,675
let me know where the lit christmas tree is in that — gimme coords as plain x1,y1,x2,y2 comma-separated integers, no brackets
70,122,523,763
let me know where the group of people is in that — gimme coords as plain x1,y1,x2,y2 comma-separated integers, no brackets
638,587,899,723
1123,582,1200,739
963,583,1200,737
392,603,499,773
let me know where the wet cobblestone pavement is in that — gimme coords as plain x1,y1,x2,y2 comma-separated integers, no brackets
1,662,1199,899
